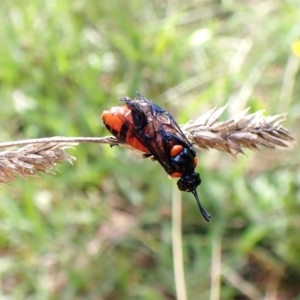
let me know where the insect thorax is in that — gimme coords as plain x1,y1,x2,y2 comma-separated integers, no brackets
171,147,196,175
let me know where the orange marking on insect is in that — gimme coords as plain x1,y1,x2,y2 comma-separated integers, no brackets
102,106,150,154
101,111,108,119
170,145,183,157
194,157,198,167
170,171,183,178
101,107,125,134
127,136,149,153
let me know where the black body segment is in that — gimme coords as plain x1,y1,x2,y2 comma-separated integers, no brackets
106,92,211,221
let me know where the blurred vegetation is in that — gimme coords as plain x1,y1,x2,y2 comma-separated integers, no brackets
0,0,299,299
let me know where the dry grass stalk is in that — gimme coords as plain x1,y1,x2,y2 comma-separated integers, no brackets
0,105,293,184
181,105,293,155
0,143,76,184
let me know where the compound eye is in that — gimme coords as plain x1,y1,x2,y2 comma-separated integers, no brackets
177,172,201,192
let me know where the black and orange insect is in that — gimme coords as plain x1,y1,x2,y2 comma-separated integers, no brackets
101,93,210,222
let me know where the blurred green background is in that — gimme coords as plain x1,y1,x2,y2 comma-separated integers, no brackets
0,0,299,299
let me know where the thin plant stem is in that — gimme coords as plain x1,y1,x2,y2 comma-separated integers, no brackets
222,266,263,300
210,237,221,300
172,181,187,300
0,136,117,149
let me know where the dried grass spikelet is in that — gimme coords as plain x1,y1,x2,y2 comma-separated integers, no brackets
181,105,293,155
0,142,76,184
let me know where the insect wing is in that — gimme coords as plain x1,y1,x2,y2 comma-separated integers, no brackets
136,93,193,149
120,93,194,175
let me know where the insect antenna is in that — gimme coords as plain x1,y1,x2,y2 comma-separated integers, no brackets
191,189,211,222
